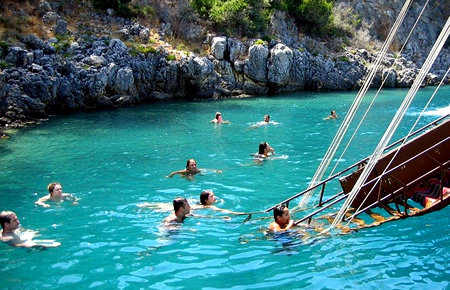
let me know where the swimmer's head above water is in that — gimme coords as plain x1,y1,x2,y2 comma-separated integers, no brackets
173,197,190,214
0,211,20,232
258,142,273,155
47,182,62,197
186,159,198,173
269,204,294,232
215,112,222,123
199,190,217,205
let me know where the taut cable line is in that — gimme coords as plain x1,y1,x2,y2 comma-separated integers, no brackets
329,17,450,232
295,0,413,211
326,0,431,181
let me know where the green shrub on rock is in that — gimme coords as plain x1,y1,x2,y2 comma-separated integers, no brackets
166,54,176,61
276,0,334,36
191,0,271,37
128,43,157,56
254,39,266,45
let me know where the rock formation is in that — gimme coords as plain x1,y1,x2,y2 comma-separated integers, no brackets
0,0,448,132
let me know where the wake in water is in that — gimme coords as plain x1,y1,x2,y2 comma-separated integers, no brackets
409,105,450,116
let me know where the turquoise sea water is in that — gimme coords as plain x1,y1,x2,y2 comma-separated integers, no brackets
0,87,449,289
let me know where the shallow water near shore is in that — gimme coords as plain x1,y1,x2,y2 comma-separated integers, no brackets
0,87,449,289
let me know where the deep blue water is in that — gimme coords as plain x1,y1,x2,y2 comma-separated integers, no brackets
0,87,449,289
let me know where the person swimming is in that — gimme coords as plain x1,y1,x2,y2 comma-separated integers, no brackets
167,159,222,179
138,190,243,217
269,204,295,232
323,110,338,120
195,190,244,215
246,142,288,165
249,114,279,128
254,142,275,159
164,198,191,225
35,182,78,208
211,112,230,124
0,211,61,248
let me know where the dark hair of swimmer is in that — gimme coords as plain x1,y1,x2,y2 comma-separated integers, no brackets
173,197,188,212
258,142,268,154
215,112,221,119
273,204,287,219
186,159,196,169
47,182,61,195
199,190,212,205
0,211,14,229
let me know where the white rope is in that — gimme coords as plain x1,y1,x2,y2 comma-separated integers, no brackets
296,0,413,209
329,17,450,231
333,17,450,229
327,0,430,179
343,65,450,227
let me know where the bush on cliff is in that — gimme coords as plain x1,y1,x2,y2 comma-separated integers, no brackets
191,0,335,37
273,0,334,36
191,0,271,37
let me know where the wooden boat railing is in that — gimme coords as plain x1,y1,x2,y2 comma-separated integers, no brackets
259,114,449,226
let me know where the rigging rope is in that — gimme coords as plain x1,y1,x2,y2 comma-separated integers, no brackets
296,0,413,210
344,66,450,227
329,17,450,231
326,0,430,180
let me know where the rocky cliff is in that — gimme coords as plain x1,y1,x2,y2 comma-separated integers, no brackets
0,0,448,136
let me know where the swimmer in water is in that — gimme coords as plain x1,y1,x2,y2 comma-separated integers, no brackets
247,142,287,165
167,159,222,179
194,190,245,215
254,142,275,159
249,114,279,128
323,110,338,120
35,182,78,208
139,190,244,216
210,112,231,124
0,211,61,248
269,204,294,232
164,198,191,225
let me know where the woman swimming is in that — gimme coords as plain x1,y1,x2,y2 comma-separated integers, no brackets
194,190,244,215
253,142,275,159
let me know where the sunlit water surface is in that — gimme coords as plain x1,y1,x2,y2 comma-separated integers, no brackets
0,87,449,289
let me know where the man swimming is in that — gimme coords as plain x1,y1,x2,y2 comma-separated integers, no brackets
249,114,279,128
167,159,222,179
269,204,294,232
164,198,191,225
323,110,338,120
210,112,231,124
0,211,60,248
35,182,78,208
